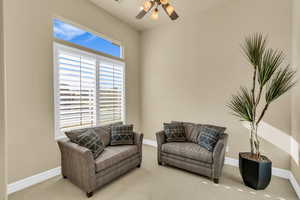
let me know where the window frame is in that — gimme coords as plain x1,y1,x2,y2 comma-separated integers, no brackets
53,42,126,140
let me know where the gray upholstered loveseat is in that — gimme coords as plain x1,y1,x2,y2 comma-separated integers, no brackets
57,125,143,197
156,123,228,183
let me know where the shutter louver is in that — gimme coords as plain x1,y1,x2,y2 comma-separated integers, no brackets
58,50,97,131
98,61,124,124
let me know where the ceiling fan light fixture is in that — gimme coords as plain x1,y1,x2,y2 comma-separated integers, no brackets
136,0,178,21
160,0,168,5
143,1,152,11
166,4,174,16
151,8,159,20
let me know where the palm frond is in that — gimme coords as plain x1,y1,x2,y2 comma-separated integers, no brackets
227,87,254,122
242,33,267,67
257,49,285,87
265,66,297,103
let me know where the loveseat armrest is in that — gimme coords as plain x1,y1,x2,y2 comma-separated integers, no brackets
212,133,228,179
156,130,166,148
156,130,166,164
134,132,144,153
57,139,96,193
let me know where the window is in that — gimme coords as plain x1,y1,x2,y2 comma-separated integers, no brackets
54,43,125,139
53,19,122,58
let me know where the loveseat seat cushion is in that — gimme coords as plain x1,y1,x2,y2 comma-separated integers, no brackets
162,142,213,164
95,145,138,172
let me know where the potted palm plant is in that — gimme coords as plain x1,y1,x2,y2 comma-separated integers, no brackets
228,33,296,190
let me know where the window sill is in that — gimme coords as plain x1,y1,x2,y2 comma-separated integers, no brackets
55,134,67,141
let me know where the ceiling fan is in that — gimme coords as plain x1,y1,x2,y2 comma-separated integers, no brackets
136,0,179,21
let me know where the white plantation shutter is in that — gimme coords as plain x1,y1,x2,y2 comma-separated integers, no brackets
57,50,97,131
98,60,124,124
54,43,125,139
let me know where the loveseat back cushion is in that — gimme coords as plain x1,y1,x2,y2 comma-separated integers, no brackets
162,142,213,163
171,121,201,143
95,145,138,172
164,123,186,142
198,127,221,152
73,129,105,159
110,124,134,146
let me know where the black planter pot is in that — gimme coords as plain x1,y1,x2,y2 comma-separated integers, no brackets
239,152,272,190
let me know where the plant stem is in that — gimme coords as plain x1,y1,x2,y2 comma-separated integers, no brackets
253,86,263,158
256,103,270,126
250,66,257,155
255,86,263,107
252,66,257,122
254,127,260,158
250,125,255,155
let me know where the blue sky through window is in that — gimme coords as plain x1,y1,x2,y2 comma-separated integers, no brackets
53,19,121,58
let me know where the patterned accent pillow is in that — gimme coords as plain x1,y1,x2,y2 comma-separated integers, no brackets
94,122,123,146
197,127,220,152
110,124,134,146
74,129,105,159
171,121,201,143
202,124,226,133
65,122,123,146
164,123,186,142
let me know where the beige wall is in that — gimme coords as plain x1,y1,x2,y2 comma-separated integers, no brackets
141,0,292,169
3,0,141,183
291,0,300,185
2,0,297,187
0,0,7,198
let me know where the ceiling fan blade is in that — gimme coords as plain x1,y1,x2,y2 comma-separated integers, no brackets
162,3,179,20
136,1,155,19
136,10,148,19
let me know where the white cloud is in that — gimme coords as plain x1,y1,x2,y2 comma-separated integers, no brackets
54,22,86,40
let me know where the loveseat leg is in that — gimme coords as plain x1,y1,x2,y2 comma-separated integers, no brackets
86,192,93,198
213,178,219,184
158,161,162,165
137,164,141,168
63,175,67,179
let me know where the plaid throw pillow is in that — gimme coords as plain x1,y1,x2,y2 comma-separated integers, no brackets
74,129,105,159
110,124,134,146
202,124,226,133
164,123,186,142
198,127,220,152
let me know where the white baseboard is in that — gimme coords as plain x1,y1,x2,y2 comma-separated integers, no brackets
143,139,300,199
7,167,61,195
143,139,158,147
224,157,239,167
289,172,300,198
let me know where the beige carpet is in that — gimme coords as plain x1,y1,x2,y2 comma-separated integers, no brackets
9,145,297,200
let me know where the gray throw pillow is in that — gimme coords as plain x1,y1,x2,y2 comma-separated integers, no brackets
110,124,134,146
198,127,220,152
73,129,105,159
164,123,186,142
65,128,89,143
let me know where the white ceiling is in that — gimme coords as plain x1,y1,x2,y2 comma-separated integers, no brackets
89,0,229,31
